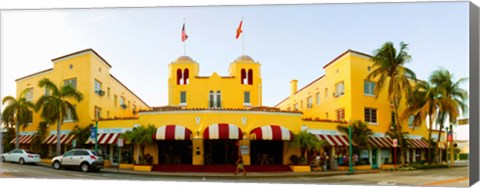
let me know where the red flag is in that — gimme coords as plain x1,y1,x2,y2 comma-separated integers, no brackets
181,23,188,42
236,20,243,39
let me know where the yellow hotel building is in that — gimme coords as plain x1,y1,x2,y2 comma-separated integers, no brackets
11,48,441,170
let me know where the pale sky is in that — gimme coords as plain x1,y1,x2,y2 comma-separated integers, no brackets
0,1,471,140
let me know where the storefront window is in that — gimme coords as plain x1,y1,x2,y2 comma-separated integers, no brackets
380,149,391,164
359,149,370,165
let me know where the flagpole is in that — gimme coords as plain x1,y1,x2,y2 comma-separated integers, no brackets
184,18,186,55
242,17,245,55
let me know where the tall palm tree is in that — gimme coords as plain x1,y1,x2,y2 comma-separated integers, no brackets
290,130,326,162
2,89,35,149
120,124,156,164
70,124,94,149
337,120,373,152
366,41,417,165
401,81,438,164
35,78,84,156
429,68,468,164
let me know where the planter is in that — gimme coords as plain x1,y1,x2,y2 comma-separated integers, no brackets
41,159,52,164
337,165,371,171
104,160,112,167
119,163,134,169
133,165,152,172
289,165,311,172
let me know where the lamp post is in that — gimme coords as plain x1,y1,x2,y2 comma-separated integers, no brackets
348,125,354,173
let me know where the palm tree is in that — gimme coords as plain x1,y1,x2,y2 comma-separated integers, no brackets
2,89,35,149
385,124,409,165
35,78,84,156
429,68,468,164
337,120,373,153
290,130,326,163
70,124,94,149
120,124,156,164
366,41,417,165
401,81,438,164
30,122,49,158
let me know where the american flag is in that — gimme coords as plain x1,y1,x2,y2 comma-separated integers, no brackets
181,23,188,42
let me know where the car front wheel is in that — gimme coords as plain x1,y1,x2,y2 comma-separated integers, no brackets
19,158,25,165
81,163,90,172
53,161,61,170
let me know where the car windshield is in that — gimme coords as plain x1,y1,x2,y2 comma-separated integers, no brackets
91,151,97,156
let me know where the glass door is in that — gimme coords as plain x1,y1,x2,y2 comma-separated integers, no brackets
371,149,378,169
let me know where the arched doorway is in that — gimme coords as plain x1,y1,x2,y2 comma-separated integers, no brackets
154,125,193,164
203,123,243,165
249,125,292,165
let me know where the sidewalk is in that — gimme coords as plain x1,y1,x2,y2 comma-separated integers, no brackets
38,162,380,178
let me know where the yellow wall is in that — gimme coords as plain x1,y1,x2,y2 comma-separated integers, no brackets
276,50,431,139
15,49,149,135
168,56,262,109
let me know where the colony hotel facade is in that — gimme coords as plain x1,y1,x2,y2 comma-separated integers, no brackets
12,48,439,170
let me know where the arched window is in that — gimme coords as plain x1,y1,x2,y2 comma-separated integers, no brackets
248,69,253,85
176,69,183,85
183,68,189,85
216,90,222,108
241,69,246,85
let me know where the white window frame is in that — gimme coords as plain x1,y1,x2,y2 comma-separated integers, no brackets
244,91,251,106
180,91,187,106
315,92,320,105
364,80,376,96
64,106,76,122
307,96,313,108
64,78,77,89
364,108,378,124
335,81,345,97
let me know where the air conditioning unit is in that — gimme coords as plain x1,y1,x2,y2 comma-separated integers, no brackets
95,90,105,96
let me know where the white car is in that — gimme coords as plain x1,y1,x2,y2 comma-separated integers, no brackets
51,149,104,172
0,149,41,165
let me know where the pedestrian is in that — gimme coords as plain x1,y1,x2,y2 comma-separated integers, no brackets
323,152,329,171
235,155,246,176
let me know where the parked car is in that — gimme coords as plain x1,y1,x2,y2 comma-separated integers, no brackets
0,149,41,165
51,149,104,172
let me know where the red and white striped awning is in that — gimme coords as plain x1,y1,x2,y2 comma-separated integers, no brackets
368,137,393,148
154,125,192,140
43,134,76,145
203,123,243,140
315,134,349,146
9,135,35,144
85,133,120,144
250,125,293,141
406,138,429,148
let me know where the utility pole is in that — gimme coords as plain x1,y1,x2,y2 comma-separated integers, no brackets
349,125,354,173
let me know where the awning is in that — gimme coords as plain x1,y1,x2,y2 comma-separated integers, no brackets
154,125,192,140
85,133,120,144
250,125,293,141
406,138,429,148
315,134,349,146
368,137,393,148
43,134,76,145
203,123,242,140
9,135,35,144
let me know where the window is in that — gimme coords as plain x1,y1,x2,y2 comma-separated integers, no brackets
64,106,76,122
180,91,187,105
241,69,246,85
244,91,251,105
408,116,415,128
120,97,126,109
307,96,313,108
335,82,345,96
364,108,377,124
94,80,103,96
64,78,77,89
336,108,345,121
364,80,376,96
24,87,33,101
114,95,118,106
209,91,215,108
27,110,33,124
216,91,221,108
44,87,50,96
177,69,183,85
248,69,253,85
325,88,328,98
94,106,102,120
74,150,89,156
315,92,320,105
294,103,298,111
183,69,189,85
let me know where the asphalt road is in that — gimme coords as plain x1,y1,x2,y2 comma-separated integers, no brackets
0,161,470,187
